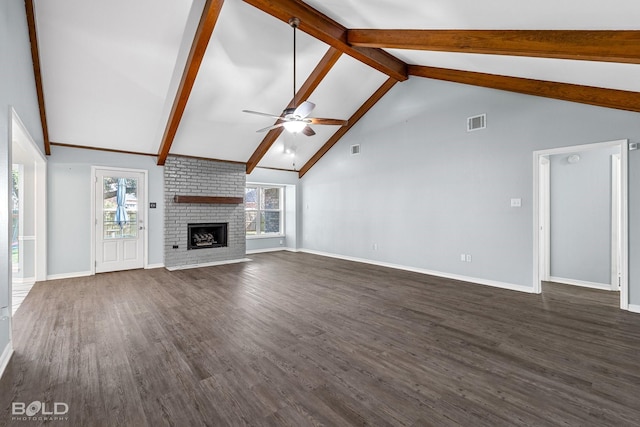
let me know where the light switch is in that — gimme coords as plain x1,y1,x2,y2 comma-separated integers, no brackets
510,198,522,208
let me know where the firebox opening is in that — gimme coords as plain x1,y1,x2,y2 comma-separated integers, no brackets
187,223,228,250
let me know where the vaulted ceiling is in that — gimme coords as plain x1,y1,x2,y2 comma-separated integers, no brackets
29,0,640,176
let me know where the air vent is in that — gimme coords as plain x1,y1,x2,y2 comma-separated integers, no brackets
350,144,361,155
467,114,486,132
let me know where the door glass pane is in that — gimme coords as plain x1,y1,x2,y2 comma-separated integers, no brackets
103,177,138,239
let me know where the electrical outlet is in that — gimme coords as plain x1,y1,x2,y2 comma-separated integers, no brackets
460,254,466,262
466,254,472,263
279,239,283,245
510,198,522,208
373,243,378,251
630,142,638,151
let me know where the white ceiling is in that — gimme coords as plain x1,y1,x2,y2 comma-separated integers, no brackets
34,0,640,171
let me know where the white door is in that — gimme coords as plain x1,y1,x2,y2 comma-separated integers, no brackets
95,169,145,273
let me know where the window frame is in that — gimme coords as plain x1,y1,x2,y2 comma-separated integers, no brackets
245,183,285,238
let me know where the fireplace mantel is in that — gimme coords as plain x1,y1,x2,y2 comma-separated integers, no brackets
173,195,244,204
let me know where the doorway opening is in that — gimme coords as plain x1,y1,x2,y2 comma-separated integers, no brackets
10,108,47,315
533,140,629,310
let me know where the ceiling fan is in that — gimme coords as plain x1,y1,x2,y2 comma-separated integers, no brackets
242,18,348,137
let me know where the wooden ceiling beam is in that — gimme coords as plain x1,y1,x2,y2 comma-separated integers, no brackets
242,0,407,81
298,78,397,178
246,47,342,174
409,65,640,113
348,30,640,64
24,0,51,155
156,0,224,166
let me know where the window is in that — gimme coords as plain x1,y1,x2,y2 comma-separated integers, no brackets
245,185,283,236
11,164,22,271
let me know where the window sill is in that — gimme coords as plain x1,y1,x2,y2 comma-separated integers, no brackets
246,234,285,240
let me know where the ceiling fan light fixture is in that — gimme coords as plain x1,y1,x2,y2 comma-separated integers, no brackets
283,120,306,133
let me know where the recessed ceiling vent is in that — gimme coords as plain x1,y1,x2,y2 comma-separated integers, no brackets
350,144,361,155
467,114,486,132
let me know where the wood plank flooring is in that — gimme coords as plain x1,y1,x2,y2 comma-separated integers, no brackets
1,251,640,426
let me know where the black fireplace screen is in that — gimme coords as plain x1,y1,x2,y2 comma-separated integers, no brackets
187,223,228,250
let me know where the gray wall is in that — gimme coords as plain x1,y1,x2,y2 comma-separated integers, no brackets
299,76,640,302
246,167,299,252
0,0,45,365
550,147,618,285
48,146,165,275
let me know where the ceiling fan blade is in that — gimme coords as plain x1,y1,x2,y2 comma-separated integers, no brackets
302,125,316,136
256,123,286,133
293,101,315,118
309,118,349,126
242,110,285,120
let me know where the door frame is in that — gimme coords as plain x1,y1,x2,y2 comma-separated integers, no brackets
90,166,148,275
611,153,622,291
532,139,629,310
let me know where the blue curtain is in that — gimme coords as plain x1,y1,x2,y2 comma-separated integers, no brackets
115,178,129,228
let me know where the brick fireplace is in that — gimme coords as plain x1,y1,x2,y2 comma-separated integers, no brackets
164,156,246,269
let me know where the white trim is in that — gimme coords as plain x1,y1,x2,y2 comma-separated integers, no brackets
11,277,35,285
10,109,46,162
628,304,640,314
246,247,295,254
17,235,35,241
299,249,535,294
620,140,629,310
548,276,613,291
90,167,96,275
165,258,252,271
246,234,285,240
538,156,550,282
534,139,624,157
533,139,629,310
611,153,622,292
46,271,92,281
0,343,13,380
145,263,165,270
246,181,290,187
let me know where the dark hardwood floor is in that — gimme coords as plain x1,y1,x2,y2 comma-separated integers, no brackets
1,252,639,426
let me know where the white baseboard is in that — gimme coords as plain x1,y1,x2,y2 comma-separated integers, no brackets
299,249,534,294
628,304,640,314
246,247,296,255
0,342,13,380
548,276,613,291
165,258,251,271
145,263,165,270
46,271,92,281
11,277,35,285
